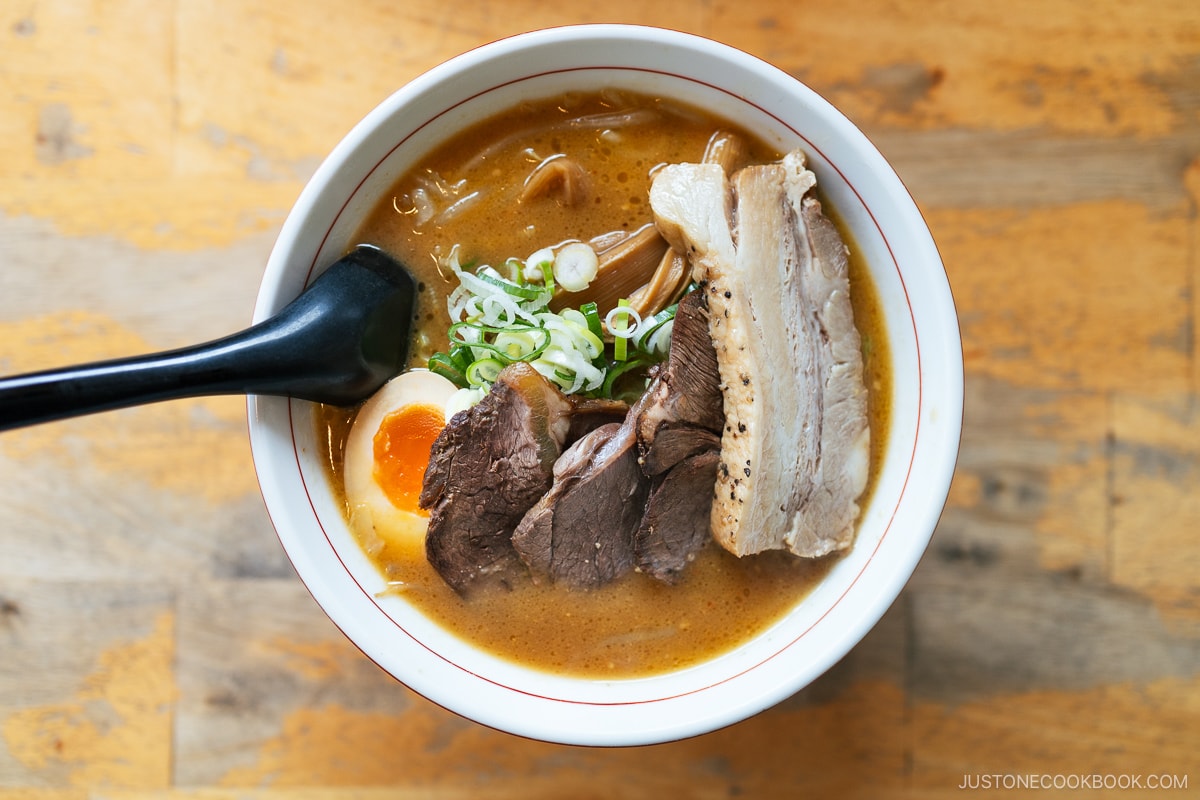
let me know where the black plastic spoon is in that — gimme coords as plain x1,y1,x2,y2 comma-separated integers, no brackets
0,245,416,432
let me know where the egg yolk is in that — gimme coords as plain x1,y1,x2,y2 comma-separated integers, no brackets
372,403,445,514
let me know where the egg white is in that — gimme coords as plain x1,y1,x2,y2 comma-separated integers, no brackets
343,369,458,560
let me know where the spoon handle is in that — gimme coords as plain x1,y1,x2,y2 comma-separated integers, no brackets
0,247,415,432
0,316,308,431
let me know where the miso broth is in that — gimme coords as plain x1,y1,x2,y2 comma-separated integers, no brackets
318,90,891,678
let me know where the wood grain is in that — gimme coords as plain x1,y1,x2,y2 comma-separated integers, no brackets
1,0,1198,796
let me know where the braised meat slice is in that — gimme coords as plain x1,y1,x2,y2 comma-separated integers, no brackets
659,288,724,432
564,396,631,443
511,419,649,588
510,288,725,589
421,363,587,594
622,287,724,578
634,289,723,445
650,150,870,558
638,423,720,476
634,450,720,583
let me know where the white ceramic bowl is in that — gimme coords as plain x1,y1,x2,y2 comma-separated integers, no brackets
248,24,962,746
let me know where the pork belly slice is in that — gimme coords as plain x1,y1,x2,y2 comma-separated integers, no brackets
649,151,870,558
420,362,625,594
512,420,648,588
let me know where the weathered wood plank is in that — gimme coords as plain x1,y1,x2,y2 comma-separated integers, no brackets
909,674,1200,794
1111,391,1200,634
873,129,1200,213
170,0,712,183
929,202,1192,393
715,0,1200,138
174,579,417,786
172,580,906,793
0,1,174,182
0,399,282,584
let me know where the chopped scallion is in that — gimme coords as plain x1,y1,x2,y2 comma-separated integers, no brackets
428,246,679,407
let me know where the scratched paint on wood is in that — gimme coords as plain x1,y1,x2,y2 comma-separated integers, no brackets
1111,392,1200,632
714,0,1200,138
211,681,906,796
2,612,174,788
930,201,1191,393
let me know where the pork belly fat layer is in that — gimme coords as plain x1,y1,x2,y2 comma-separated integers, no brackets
649,151,870,558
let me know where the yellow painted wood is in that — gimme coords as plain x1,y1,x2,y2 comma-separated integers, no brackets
1,0,1198,796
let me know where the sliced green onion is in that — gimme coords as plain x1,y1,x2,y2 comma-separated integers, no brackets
526,247,554,278
445,342,473,371
611,298,632,361
634,302,678,357
602,355,652,398
473,269,549,302
548,310,603,359
429,245,676,404
450,321,550,360
465,357,505,387
552,242,600,293
446,386,486,417
429,352,469,388
494,329,543,360
580,301,603,340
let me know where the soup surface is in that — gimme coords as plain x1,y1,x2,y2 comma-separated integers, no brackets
318,90,891,677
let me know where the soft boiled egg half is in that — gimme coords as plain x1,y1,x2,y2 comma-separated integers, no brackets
343,369,459,574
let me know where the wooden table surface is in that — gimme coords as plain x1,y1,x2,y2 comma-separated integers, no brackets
2,2,1198,797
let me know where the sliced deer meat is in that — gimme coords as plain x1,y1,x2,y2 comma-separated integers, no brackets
634,450,720,583
633,288,725,475
638,423,720,476
659,288,724,433
512,419,649,588
649,150,870,558
420,362,610,595
564,396,631,443
513,287,724,589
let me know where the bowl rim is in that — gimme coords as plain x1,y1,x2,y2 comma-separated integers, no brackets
248,23,963,746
